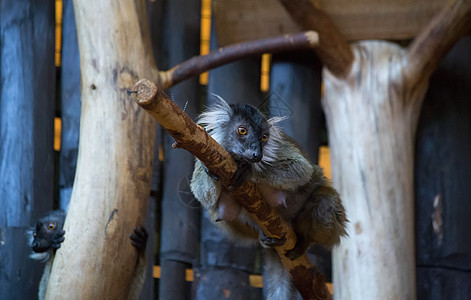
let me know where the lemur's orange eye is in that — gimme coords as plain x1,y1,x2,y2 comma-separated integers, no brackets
48,223,56,230
261,135,269,142
238,126,247,135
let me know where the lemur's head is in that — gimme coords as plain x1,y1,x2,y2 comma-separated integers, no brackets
197,94,284,168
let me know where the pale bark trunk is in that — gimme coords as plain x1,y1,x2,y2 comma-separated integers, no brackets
323,41,429,300
45,0,158,298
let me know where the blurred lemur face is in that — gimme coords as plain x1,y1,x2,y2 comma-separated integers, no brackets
32,219,59,252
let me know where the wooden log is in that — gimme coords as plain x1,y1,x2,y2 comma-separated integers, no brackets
45,0,159,298
415,37,471,300
0,0,56,228
269,51,323,162
270,52,333,281
140,194,156,300
213,0,448,46
324,40,427,300
144,2,165,298
197,27,262,298
198,210,257,299
157,0,201,299
0,0,56,298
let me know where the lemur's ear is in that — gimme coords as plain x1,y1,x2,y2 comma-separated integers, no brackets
267,116,289,125
197,94,233,130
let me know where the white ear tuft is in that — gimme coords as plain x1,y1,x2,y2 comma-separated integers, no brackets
267,116,289,125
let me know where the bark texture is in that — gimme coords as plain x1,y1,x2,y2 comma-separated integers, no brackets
324,41,428,299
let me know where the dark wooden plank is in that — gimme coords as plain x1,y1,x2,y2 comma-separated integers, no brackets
0,0,56,298
156,1,201,299
415,36,471,300
197,211,259,299
59,0,81,210
417,268,471,300
269,51,332,282
269,51,323,162
145,2,164,300
140,194,157,300
196,20,262,299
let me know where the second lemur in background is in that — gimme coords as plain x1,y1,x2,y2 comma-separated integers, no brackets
190,95,347,299
28,210,148,300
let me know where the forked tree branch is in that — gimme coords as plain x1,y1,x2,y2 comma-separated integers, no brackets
404,0,471,84
158,31,319,89
278,0,354,78
130,79,331,300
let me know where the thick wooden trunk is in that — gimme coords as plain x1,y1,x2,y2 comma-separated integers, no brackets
0,0,56,298
157,0,201,299
324,41,429,300
46,1,158,298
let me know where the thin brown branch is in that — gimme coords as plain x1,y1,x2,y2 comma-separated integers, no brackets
404,0,471,84
159,31,319,89
278,0,354,78
130,79,331,300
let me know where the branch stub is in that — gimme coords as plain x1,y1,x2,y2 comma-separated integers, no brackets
131,79,157,105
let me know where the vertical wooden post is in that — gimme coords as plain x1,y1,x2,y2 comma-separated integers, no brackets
324,41,429,299
196,21,262,299
59,0,81,210
0,1,56,298
269,52,323,165
415,37,471,299
270,52,333,279
157,0,201,299
46,1,158,298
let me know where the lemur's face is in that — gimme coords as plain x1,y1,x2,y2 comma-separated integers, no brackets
225,104,270,163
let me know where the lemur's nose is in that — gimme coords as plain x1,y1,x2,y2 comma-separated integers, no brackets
252,152,262,162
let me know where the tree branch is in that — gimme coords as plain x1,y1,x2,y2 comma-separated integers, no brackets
404,0,471,84
278,0,354,78
130,79,331,300
159,31,319,89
